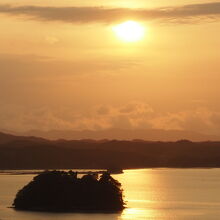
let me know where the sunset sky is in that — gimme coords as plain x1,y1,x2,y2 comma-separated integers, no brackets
1,0,220,136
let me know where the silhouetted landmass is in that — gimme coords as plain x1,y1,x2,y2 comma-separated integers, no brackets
107,167,124,174
1,132,220,169
13,170,124,212
19,128,219,141
0,131,47,145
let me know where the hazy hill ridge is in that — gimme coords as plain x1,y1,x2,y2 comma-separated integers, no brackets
18,128,219,142
1,131,220,169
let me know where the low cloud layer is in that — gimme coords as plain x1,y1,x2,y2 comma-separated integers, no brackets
1,101,220,138
0,2,220,24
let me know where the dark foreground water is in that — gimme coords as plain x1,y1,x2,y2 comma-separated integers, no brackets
1,169,220,220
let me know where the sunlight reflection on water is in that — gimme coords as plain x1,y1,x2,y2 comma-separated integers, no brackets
116,168,220,220
121,207,157,220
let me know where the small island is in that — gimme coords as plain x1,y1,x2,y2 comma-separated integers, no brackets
13,170,125,212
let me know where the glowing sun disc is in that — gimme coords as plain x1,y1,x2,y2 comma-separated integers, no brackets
113,20,145,42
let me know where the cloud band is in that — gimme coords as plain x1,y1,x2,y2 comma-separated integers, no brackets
0,2,220,24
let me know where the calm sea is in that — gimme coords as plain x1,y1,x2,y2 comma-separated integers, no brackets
1,169,220,220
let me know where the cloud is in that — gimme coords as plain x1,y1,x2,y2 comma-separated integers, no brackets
93,102,154,130
0,105,77,132
0,102,154,132
150,108,220,135
72,105,220,135
2,101,220,137
0,2,220,24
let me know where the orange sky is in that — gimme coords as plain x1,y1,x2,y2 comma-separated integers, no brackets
0,0,220,136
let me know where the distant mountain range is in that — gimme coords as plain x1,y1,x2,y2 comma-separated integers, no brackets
1,131,220,169
16,128,219,141
0,131,46,145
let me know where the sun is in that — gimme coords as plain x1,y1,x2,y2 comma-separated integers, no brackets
113,20,145,42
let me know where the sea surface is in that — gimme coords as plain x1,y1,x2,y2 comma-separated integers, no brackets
1,169,220,220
